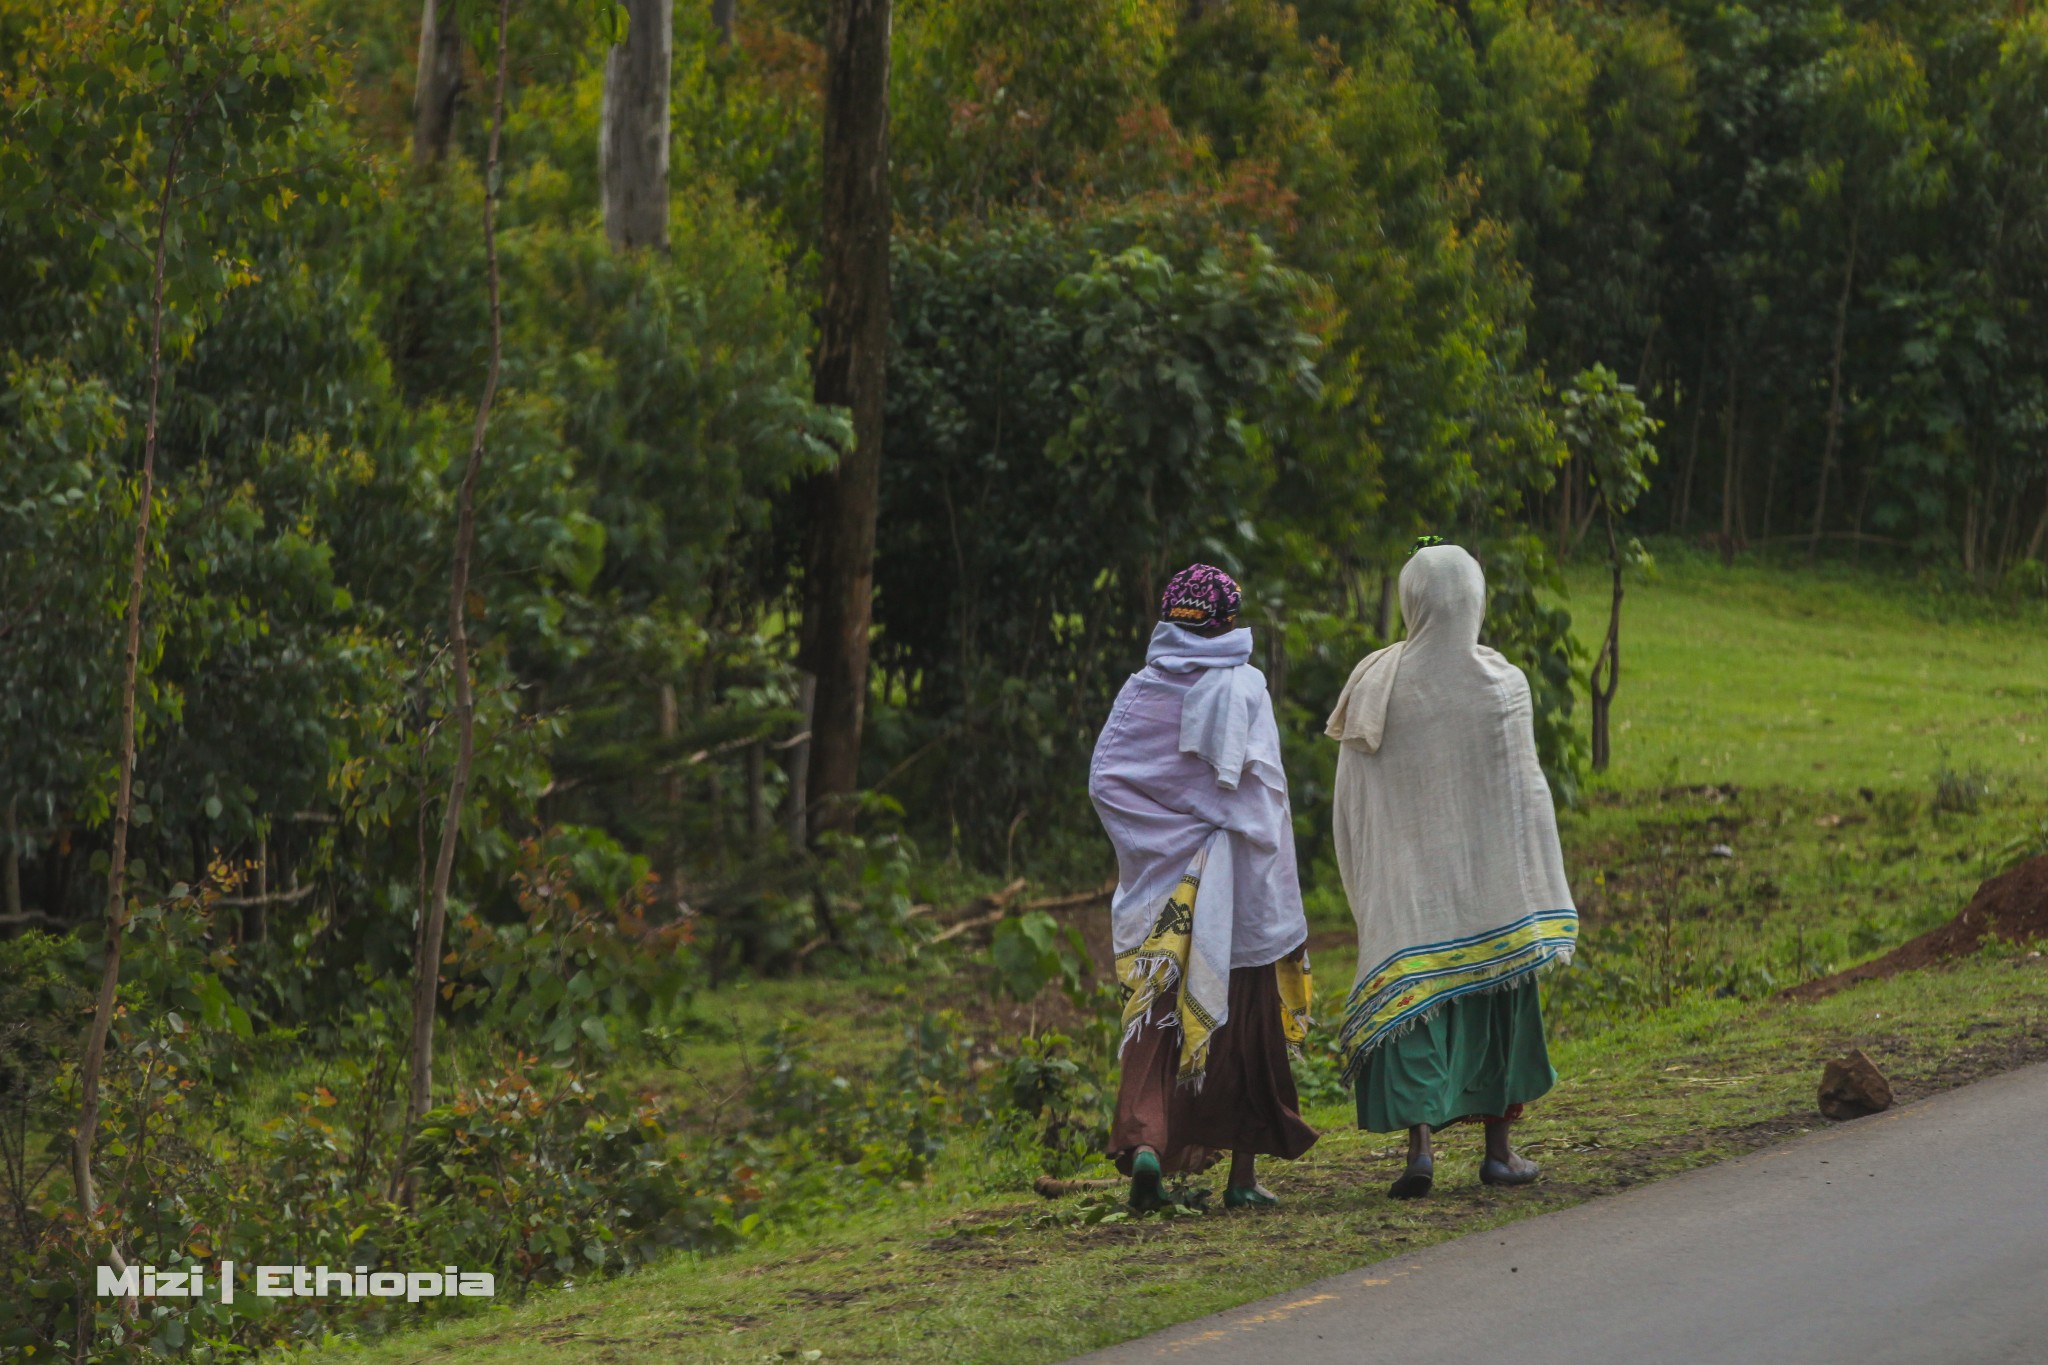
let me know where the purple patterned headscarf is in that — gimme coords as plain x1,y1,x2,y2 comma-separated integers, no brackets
1159,564,1242,633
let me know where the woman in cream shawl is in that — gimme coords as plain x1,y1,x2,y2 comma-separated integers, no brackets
1326,544,1576,1198
1091,564,1316,1211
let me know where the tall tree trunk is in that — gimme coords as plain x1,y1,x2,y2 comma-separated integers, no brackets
785,672,815,843
1850,462,1876,562
2028,476,2048,563
713,0,736,44
1719,348,1740,564
1962,487,1979,578
413,0,465,169
3,799,19,925
75,82,208,1289
403,0,511,1180
1674,314,1713,534
601,0,672,251
798,0,892,839
1810,217,1859,561
1995,470,2022,578
1266,604,1287,716
1590,509,1624,774
746,740,767,850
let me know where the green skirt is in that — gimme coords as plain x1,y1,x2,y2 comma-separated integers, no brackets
1353,978,1556,1133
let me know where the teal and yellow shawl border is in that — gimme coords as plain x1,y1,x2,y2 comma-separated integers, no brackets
1337,909,1577,1086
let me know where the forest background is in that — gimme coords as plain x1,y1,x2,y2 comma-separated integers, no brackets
3,0,2048,1358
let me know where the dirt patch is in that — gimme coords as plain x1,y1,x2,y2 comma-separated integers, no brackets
1306,927,1355,958
1784,854,2048,1000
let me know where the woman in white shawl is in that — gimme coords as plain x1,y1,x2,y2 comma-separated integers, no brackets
1326,544,1577,1199
1090,564,1316,1211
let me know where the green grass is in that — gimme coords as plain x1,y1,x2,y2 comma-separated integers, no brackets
1558,547,2048,792
304,558,2048,1364
314,952,2048,1365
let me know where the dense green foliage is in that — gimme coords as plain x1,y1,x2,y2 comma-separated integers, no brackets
5,0,2048,1356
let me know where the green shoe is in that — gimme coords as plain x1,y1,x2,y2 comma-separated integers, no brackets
1223,1184,1279,1209
1129,1150,1168,1212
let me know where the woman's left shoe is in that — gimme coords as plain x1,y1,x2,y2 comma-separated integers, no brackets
1223,1184,1280,1209
1479,1156,1541,1187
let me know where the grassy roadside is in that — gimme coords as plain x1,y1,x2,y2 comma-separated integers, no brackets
295,557,2048,1364
313,950,2048,1365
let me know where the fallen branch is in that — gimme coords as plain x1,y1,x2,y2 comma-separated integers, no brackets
214,883,317,909
929,907,1008,944
1034,1175,1122,1199
923,878,1030,943
0,909,65,929
1022,878,1116,913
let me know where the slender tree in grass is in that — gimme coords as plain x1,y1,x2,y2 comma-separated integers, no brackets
402,0,514,1173
799,0,893,838
1562,366,1660,776
602,0,673,251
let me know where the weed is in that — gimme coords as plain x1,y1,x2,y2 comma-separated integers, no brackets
1932,753,1990,815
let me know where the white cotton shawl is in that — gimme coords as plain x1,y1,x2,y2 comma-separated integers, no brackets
1090,624,1307,1033
1326,547,1576,1065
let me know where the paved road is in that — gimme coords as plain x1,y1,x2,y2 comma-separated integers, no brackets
1074,1060,2048,1365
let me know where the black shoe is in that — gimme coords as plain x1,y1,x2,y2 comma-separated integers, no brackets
1389,1156,1434,1200
1479,1155,1540,1187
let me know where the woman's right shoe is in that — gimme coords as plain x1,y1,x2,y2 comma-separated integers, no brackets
1479,1155,1540,1187
1129,1149,1168,1211
1388,1157,1434,1200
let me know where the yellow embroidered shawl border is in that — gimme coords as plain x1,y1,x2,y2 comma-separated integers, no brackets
1116,864,1313,1089
1337,910,1577,1085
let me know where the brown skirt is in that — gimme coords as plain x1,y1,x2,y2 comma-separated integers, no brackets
1108,961,1320,1175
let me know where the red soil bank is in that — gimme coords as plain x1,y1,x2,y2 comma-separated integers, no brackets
1785,854,2048,1001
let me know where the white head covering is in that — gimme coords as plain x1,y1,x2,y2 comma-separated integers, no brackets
1324,544,1490,753
1145,622,1284,792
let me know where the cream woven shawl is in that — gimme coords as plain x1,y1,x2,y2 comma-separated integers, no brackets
1325,546,1576,1075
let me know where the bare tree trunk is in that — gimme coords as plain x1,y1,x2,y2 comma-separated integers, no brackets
1376,571,1394,640
659,682,681,806
1719,349,1740,564
785,672,815,844
1675,327,1711,533
1962,487,1979,578
1589,510,1624,774
1995,471,2022,578
797,0,892,840
2028,477,2048,562
75,83,209,1289
713,0,736,44
1810,218,1859,561
1265,604,1287,716
403,0,511,1177
601,0,672,251
413,0,465,169
746,740,767,851
3,799,19,925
